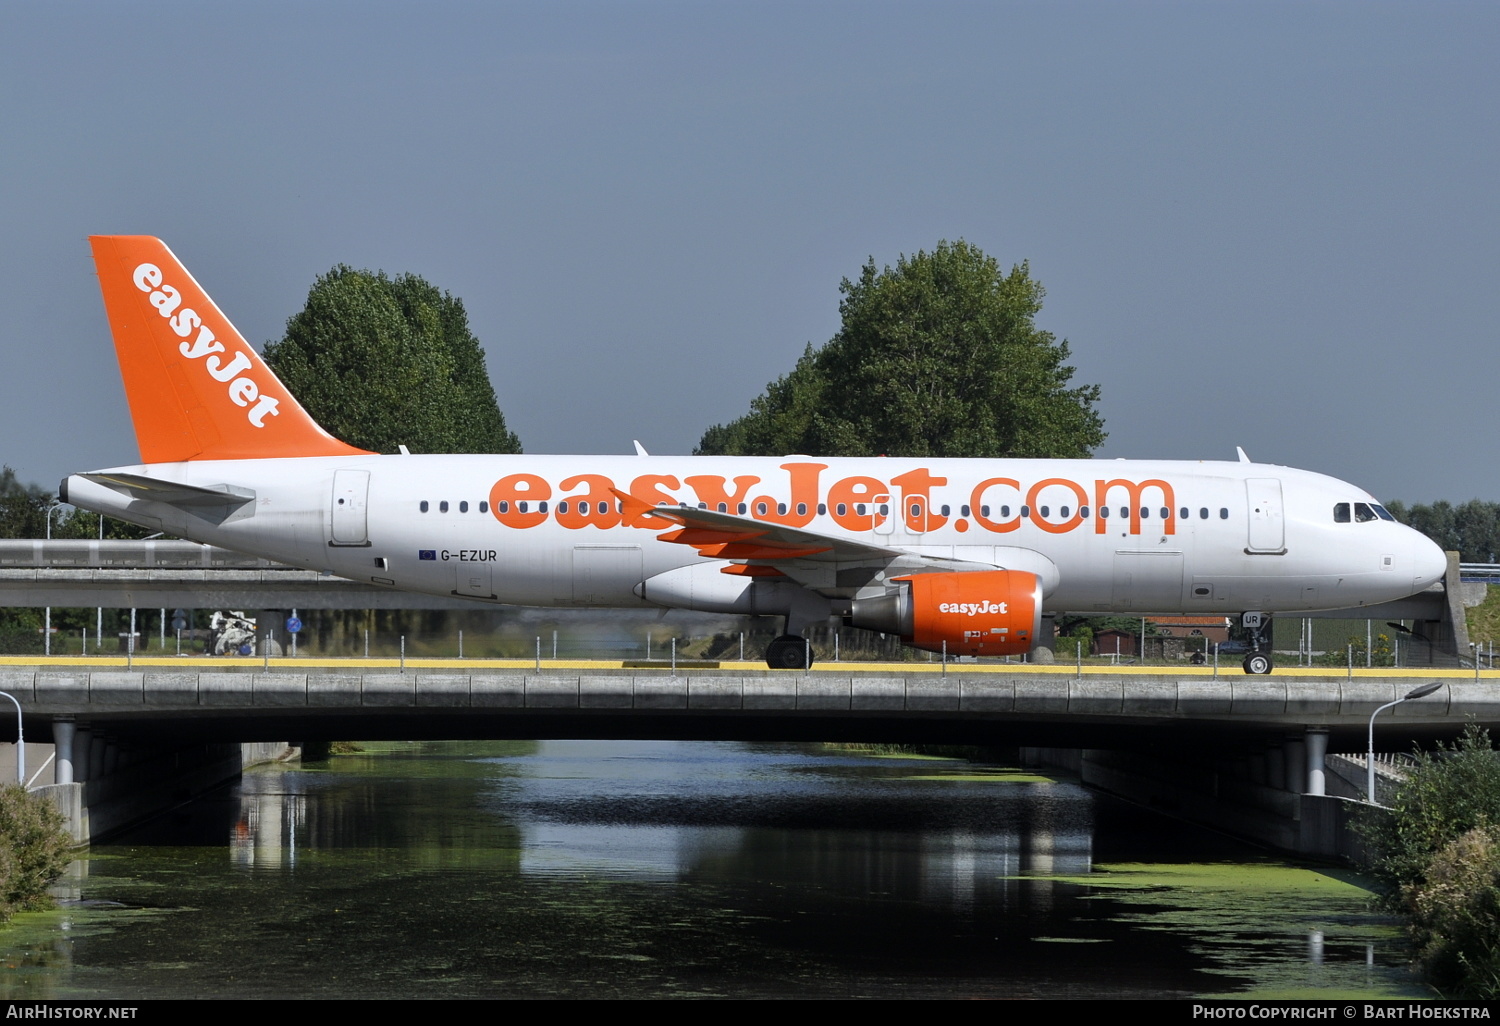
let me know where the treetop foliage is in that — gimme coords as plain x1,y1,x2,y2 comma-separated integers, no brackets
1386,500,1500,563
264,267,520,455
697,240,1105,459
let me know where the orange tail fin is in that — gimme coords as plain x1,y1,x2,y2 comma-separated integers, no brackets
89,236,372,463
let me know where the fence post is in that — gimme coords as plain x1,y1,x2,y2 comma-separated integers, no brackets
400,635,406,674
459,630,463,660
535,636,541,672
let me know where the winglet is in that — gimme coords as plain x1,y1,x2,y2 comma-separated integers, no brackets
1236,446,1252,464
89,236,373,463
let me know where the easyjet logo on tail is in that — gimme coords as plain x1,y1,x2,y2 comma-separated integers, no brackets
131,263,281,429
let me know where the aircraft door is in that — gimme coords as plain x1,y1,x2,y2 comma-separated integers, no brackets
330,470,370,546
1246,478,1286,554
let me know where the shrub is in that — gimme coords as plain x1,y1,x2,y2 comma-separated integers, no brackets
1362,724,1500,996
1404,826,1500,997
0,785,72,918
1364,724,1500,889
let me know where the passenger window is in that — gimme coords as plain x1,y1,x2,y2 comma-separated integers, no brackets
1160,507,1169,519
1059,506,1069,518
856,503,867,516
1021,505,1030,518
1354,502,1377,523
877,504,888,516
797,503,806,516
498,501,509,514
1179,507,1188,520
420,500,429,513
1100,506,1109,519
539,501,548,514
1219,508,1229,519
1120,507,1128,519
836,503,847,516
1140,507,1149,519
960,505,971,517
517,501,527,513
737,503,747,515
940,505,950,517
556,501,567,514
1334,503,1351,523
982,505,991,517
1199,508,1208,519
817,503,827,515
756,502,768,515
440,501,449,513
910,503,921,517
1039,506,1050,517
717,503,727,513
460,501,469,513
698,502,707,510
777,503,787,515
1081,506,1090,518
479,501,488,514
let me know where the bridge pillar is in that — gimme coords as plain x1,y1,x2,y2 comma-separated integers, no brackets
53,719,74,785
73,725,92,782
1264,741,1285,790
1305,728,1329,796
1284,735,1307,794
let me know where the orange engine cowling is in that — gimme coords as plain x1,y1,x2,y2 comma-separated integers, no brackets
847,570,1043,657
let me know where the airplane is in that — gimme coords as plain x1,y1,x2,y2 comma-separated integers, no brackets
61,236,1449,674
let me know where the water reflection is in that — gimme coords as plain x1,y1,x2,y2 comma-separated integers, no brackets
0,739,1426,999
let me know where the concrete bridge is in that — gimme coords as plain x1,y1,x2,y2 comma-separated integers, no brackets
4,661,1494,852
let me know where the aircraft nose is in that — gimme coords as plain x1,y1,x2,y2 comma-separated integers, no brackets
1411,533,1449,590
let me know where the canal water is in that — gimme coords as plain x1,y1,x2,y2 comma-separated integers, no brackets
0,741,1429,999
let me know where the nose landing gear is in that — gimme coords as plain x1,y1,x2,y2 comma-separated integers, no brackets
1241,611,1274,674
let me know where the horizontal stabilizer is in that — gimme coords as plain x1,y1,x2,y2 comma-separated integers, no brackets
81,472,255,509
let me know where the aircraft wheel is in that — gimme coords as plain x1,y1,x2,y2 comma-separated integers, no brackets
1242,653,1273,675
766,635,814,669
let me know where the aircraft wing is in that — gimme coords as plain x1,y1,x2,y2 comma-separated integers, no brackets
619,491,1011,597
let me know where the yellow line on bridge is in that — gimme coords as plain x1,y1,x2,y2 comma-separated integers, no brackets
0,655,1492,678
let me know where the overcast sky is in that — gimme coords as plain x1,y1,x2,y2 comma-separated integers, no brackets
3,1,1495,502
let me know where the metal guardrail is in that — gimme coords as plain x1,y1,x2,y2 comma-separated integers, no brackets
1460,563,1500,583
0,540,275,569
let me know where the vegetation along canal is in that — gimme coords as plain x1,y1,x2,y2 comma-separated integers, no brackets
0,741,1428,999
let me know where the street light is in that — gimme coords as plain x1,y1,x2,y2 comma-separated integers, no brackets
43,502,64,657
0,691,24,786
1366,681,1444,803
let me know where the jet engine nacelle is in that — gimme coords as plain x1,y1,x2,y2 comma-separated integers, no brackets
848,570,1043,657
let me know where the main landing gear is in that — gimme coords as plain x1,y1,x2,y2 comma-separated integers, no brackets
765,634,815,670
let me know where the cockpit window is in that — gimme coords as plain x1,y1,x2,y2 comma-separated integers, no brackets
1334,503,1351,523
1354,502,1378,523
1372,504,1396,522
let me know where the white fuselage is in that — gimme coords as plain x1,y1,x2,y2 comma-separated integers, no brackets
64,454,1449,620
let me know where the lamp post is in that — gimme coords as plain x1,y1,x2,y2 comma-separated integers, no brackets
0,691,23,786
1366,681,1444,803
44,502,64,657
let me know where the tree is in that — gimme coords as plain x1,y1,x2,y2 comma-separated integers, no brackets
697,240,1104,458
1387,500,1500,563
263,267,520,455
